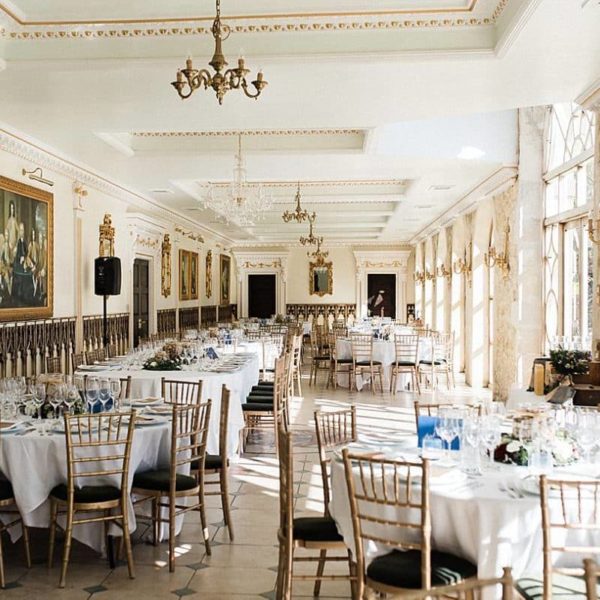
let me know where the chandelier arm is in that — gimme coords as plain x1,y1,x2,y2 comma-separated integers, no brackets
241,80,261,99
197,70,213,88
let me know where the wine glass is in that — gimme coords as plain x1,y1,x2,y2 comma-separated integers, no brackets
48,383,64,424
86,377,99,414
576,409,598,463
31,382,46,433
110,379,121,412
63,383,78,416
480,415,502,470
435,408,459,464
98,378,111,413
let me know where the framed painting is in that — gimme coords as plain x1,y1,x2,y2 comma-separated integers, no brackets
189,251,199,300
179,249,190,301
220,254,231,305
0,175,53,321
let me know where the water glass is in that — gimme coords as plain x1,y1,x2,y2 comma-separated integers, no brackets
86,377,100,413
422,435,443,460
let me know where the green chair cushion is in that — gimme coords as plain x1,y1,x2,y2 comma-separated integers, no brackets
133,469,197,492
293,516,343,543
367,549,477,589
0,479,14,501
242,402,274,412
51,484,121,504
516,574,592,600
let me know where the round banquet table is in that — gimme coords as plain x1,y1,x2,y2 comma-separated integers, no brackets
335,338,432,391
329,444,600,599
0,421,172,552
77,353,259,456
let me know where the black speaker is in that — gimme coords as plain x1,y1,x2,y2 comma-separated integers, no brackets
95,257,122,296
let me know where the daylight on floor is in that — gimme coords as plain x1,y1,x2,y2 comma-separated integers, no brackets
0,1,599,599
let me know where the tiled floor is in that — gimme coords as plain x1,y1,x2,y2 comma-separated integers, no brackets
1,367,488,599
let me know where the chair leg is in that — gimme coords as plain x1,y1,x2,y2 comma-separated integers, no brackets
48,499,58,568
219,471,234,542
313,549,327,596
284,540,294,600
390,369,395,394
168,497,176,572
152,498,160,546
0,532,4,589
121,502,135,580
198,480,211,556
58,509,75,588
378,368,384,394
276,539,286,600
22,523,31,568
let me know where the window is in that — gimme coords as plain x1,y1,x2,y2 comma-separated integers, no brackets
543,103,595,350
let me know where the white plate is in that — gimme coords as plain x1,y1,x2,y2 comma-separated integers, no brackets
131,397,162,407
135,415,168,427
77,365,106,372
0,421,24,434
517,475,598,497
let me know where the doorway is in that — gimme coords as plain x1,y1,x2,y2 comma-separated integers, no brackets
133,258,150,347
248,274,276,318
367,274,396,318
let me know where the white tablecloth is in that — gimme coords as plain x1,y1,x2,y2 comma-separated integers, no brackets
78,354,259,456
330,447,600,598
0,423,171,551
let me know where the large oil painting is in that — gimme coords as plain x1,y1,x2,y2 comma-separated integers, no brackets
179,250,190,301
0,176,53,321
220,254,230,305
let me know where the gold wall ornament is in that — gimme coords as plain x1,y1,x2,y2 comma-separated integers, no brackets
99,213,115,257
174,226,204,243
161,234,172,298
299,215,323,247
171,0,267,105
205,250,213,298
424,269,435,281
484,224,510,279
282,183,315,223
309,259,333,297
453,242,473,287
413,270,426,284
242,260,282,269
588,212,600,244
437,263,452,280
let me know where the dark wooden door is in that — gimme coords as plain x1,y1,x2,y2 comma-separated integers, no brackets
133,259,150,347
367,274,396,318
248,274,276,318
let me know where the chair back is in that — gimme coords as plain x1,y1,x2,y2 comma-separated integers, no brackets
118,376,132,400
217,385,230,461
274,356,289,432
350,334,374,365
394,334,419,365
314,406,356,513
342,451,432,590
387,568,514,599
169,401,212,492
431,332,453,363
291,335,302,368
105,344,118,359
162,378,203,404
46,356,62,374
539,475,600,600
85,348,105,365
413,401,481,429
63,411,136,503
277,428,294,540
71,352,85,372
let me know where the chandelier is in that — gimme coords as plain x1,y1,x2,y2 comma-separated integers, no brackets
307,238,329,264
203,134,273,226
299,216,323,247
282,183,315,223
171,0,267,105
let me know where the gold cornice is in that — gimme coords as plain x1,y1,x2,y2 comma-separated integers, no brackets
132,129,364,138
1,0,510,39
198,179,409,189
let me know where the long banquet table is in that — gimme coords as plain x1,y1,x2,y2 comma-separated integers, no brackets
329,441,600,599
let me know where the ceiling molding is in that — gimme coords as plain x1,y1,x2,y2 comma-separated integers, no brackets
132,129,364,138
0,0,511,39
576,76,600,111
494,0,543,58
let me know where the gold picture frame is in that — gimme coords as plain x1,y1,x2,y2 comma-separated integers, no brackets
189,251,198,300
161,233,171,298
220,254,231,305
309,260,333,297
205,250,212,298
179,249,190,301
0,175,54,321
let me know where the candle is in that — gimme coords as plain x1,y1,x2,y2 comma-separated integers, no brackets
176,70,183,83
534,363,545,396
256,71,263,82
186,56,193,70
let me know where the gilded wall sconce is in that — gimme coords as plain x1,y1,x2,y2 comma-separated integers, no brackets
453,243,472,287
413,271,426,284
161,234,172,298
99,214,115,257
425,269,435,281
484,224,511,279
437,264,452,280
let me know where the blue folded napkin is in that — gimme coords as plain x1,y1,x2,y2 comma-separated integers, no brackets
417,416,460,450
206,346,219,360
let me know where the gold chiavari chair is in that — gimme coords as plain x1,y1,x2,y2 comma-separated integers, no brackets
161,378,202,404
350,333,384,394
290,334,303,397
85,348,105,365
388,568,514,599
46,355,62,374
390,334,421,395
584,558,600,599
413,401,481,430
309,331,331,387
71,352,85,373
105,344,118,359
0,477,31,589
118,376,132,401
327,332,353,389
418,332,454,390
516,476,600,600
276,430,356,600
48,411,137,588
194,385,234,541
314,406,357,517
132,401,212,570
341,450,477,597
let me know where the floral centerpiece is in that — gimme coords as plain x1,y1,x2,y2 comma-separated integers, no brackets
143,342,182,371
494,435,578,466
549,345,591,385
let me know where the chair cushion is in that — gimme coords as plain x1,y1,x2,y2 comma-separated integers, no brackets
0,479,14,501
394,361,416,367
252,385,274,393
419,360,446,366
246,394,274,403
242,403,274,412
51,484,121,504
516,574,592,600
133,469,197,492
366,549,477,589
293,516,343,543
191,454,223,471
334,358,353,364
356,360,382,366
313,356,330,362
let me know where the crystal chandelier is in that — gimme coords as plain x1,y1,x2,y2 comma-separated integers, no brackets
203,134,272,226
171,0,267,105
282,183,315,223
299,215,323,247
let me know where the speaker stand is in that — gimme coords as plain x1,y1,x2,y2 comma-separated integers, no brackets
103,294,109,348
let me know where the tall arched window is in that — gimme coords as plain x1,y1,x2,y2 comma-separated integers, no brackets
544,103,595,350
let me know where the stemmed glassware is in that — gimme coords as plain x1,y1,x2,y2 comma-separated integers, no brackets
98,377,111,412
86,377,99,413
480,415,502,471
110,379,121,412
435,407,459,465
48,384,65,424
575,409,599,463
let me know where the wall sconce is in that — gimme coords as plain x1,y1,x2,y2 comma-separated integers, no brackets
437,264,452,280
425,269,435,281
413,270,426,284
484,224,511,279
22,167,54,187
453,243,472,287
588,213,600,244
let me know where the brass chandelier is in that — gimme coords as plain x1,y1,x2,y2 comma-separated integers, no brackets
299,216,323,247
171,0,267,105
282,183,315,223
307,238,329,264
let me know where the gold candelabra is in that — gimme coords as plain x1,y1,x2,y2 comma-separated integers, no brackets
437,263,452,280
453,243,472,287
299,216,323,247
283,183,314,223
425,270,435,281
484,224,511,279
413,270,426,284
